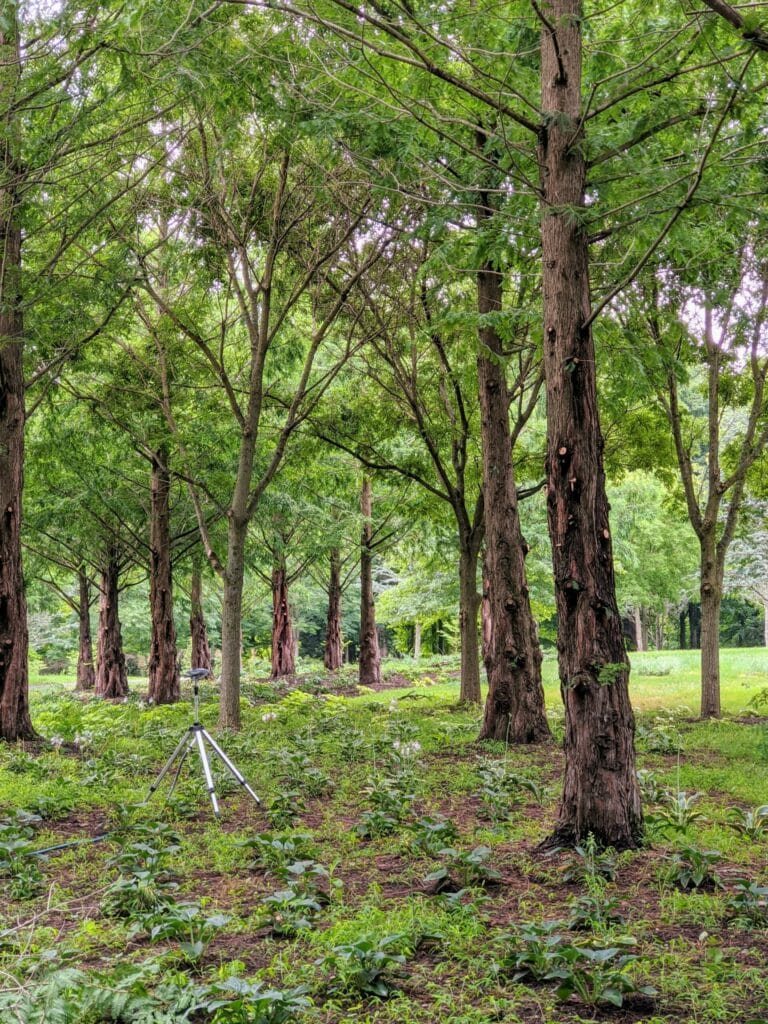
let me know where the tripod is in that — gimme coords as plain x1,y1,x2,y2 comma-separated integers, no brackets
141,669,261,817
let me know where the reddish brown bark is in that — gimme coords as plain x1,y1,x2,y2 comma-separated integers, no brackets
481,561,492,665
95,549,128,699
539,0,641,847
324,548,343,671
458,536,482,703
75,570,95,692
359,478,381,687
0,13,35,741
147,450,180,703
699,529,722,718
271,560,295,678
475,184,550,743
189,566,212,672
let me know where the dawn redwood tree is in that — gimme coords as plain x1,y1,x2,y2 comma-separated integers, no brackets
95,544,129,699
147,447,180,703
359,477,381,687
474,131,549,743
189,563,212,671
75,571,96,691
324,548,344,670
537,0,641,847
0,6,35,740
635,261,768,717
270,556,296,678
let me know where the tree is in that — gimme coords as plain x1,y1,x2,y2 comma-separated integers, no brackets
359,477,381,687
631,251,768,715
474,130,549,743
0,3,35,740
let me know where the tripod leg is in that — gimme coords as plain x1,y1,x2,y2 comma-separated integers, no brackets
194,728,220,816
140,729,194,805
166,736,195,801
201,729,261,805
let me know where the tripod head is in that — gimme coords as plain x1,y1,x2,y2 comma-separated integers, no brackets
183,668,211,723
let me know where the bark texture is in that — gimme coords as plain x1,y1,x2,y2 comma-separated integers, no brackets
539,0,641,847
0,14,34,740
95,550,128,699
189,567,212,671
75,571,95,692
271,560,295,678
699,530,723,718
633,608,646,653
323,548,343,671
359,478,381,687
219,519,247,729
475,191,550,743
458,542,482,703
147,450,180,703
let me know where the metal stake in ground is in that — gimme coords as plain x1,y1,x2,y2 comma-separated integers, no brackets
140,668,261,817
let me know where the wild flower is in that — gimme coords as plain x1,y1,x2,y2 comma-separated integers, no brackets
262,711,278,723
392,739,421,758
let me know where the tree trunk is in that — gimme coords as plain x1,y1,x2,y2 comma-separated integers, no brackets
219,518,247,729
539,0,641,848
481,560,492,664
689,602,701,648
75,571,95,692
413,621,421,659
679,608,687,650
190,566,212,671
0,13,35,741
764,600,768,649
271,560,295,678
147,449,179,704
475,221,550,743
323,548,343,671
458,541,482,703
95,549,128,699
633,608,646,653
700,530,722,718
359,477,381,687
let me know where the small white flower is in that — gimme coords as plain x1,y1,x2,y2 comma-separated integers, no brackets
388,699,398,712
261,711,278,723
50,735,65,750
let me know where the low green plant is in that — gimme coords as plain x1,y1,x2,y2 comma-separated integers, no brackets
239,831,316,874
200,976,311,1023
101,869,178,918
409,815,459,855
0,821,44,899
316,933,408,999
426,845,500,890
499,925,654,1008
138,901,229,964
550,943,655,1007
726,804,768,841
266,790,305,829
636,769,664,805
499,920,567,982
567,888,626,931
259,888,322,937
556,834,620,884
650,790,709,835
667,844,723,890
725,879,768,926
476,762,544,822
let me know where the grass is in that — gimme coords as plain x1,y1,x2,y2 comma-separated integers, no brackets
1,649,767,1023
